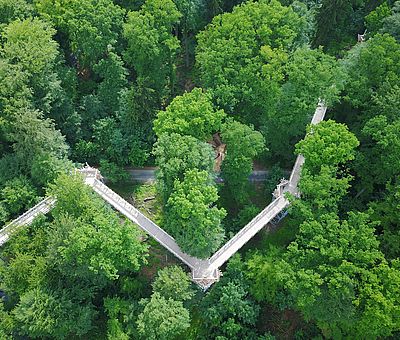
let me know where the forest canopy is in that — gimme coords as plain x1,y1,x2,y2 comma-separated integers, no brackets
1,0,400,339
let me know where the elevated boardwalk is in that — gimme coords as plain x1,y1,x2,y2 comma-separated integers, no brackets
0,103,327,289
0,197,56,246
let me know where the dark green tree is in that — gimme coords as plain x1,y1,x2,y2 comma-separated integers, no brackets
200,255,260,339
12,287,96,339
264,47,344,160
0,0,33,26
123,0,181,100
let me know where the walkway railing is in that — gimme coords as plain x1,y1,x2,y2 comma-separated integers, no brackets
0,197,56,246
206,101,327,269
0,102,327,288
90,178,206,270
208,196,289,269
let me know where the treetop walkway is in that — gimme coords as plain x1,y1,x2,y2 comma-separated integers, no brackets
0,102,327,289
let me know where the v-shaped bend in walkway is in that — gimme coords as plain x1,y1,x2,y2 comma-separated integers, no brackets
0,103,327,290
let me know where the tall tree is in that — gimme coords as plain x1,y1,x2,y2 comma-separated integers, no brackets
36,0,125,69
1,17,61,115
247,211,400,338
221,120,265,205
153,88,225,140
295,120,359,174
200,255,260,339
12,287,96,339
136,292,190,340
355,116,400,192
343,33,400,111
0,0,33,26
165,169,226,258
314,0,366,53
381,1,400,42
196,0,304,123
173,0,207,67
47,175,149,285
152,265,194,301
153,133,215,201
123,0,181,100
263,47,344,160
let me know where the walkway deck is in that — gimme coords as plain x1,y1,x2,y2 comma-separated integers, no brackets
0,102,327,288
0,197,56,246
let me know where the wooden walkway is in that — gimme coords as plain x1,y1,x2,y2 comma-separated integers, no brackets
0,103,327,289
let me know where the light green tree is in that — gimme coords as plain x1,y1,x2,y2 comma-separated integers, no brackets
136,292,190,340
153,88,225,140
152,265,194,301
153,133,215,201
166,169,226,258
1,18,58,76
196,0,303,122
221,120,265,204
296,120,359,174
47,175,148,287
36,0,125,68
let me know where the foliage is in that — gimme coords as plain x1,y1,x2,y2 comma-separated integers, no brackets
153,133,215,201
0,0,33,26
99,159,130,184
47,175,148,284
0,176,37,217
2,18,58,76
13,287,96,339
0,0,398,338
104,297,139,340
248,210,400,338
152,265,194,301
295,120,359,173
200,255,261,339
221,120,265,204
356,116,400,190
123,0,181,98
153,88,225,140
36,0,125,68
343,33,400,110
370,177,400,259
231,204,261,233
264,47,344,160
381,1,400,42
264,165,286,197
314,0,367,54
136,292,190,340
165,169,226,258
365,2,392,35
196,0,303,122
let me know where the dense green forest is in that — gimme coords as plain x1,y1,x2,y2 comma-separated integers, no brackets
0,0,399,339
